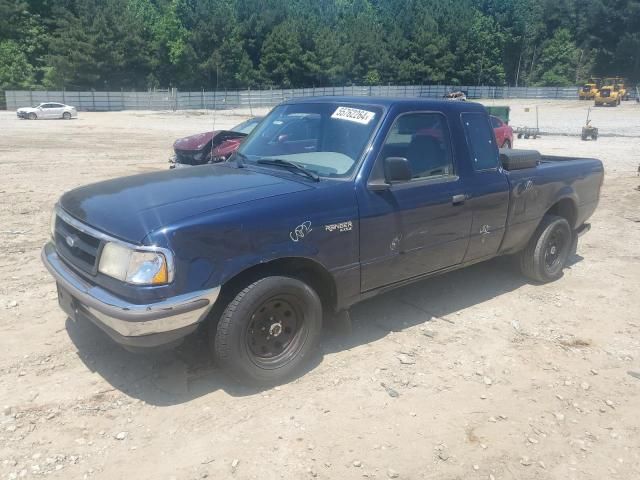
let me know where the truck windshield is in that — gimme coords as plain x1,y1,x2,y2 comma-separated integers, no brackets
237,103,383,178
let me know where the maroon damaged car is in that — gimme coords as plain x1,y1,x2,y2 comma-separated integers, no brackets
169,117,263,168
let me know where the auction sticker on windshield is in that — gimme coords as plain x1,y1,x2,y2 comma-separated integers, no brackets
331,107,376,125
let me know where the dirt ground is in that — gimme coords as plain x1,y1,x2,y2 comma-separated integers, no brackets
0,100,639,480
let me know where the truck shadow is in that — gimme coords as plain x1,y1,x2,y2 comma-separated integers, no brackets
67,254,583,406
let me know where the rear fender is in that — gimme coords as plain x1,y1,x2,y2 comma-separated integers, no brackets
544,189,579,229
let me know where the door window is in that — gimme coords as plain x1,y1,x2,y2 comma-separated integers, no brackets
380,112,453,179
462,113,499,171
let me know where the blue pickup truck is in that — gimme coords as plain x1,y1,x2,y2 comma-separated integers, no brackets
42,97,603,384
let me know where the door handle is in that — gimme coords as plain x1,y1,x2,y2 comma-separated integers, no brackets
452,194,467,205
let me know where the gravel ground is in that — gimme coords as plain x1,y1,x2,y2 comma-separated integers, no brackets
0,100,639,480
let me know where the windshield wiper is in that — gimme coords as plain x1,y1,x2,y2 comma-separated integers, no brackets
256,158,320,182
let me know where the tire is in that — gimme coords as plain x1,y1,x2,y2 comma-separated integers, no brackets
519,215,573,283
501,139,511,149
212,276,322,385
592,132,598,140
63,112,71,119
28,113,37,120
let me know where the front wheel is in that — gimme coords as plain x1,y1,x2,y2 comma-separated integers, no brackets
519,215,572,283
28,113,37,120
63,112,71,119
212,276,322,385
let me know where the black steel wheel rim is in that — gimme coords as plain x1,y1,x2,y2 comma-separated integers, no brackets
544,225,567,271
244,295,307,368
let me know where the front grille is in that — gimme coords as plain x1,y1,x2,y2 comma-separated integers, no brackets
54,215,102,275
175,150,207,166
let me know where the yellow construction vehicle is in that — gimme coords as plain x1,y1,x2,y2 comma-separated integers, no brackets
595,77,627,106
595,85,621,106
578,78,600,100
615,78,629,100
602,77,629,101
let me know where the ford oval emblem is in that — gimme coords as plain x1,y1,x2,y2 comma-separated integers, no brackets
66,234,78,248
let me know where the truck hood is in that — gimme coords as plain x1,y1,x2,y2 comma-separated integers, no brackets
59,165,312,243
173,131,219,152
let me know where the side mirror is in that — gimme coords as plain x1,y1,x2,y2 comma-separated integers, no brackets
384,157,412,183
369,157,413,191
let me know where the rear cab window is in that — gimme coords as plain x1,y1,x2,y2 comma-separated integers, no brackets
462,113,499,171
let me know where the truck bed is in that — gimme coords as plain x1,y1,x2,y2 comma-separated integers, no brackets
499,153,604,254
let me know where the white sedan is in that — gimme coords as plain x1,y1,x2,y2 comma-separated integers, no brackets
17,103,78,120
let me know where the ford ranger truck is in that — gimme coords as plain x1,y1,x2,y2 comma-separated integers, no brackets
42,98,603,384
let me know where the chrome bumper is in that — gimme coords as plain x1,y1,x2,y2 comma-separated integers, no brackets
42,242,219,340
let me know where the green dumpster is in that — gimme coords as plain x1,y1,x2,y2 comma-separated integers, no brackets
485,106,511,124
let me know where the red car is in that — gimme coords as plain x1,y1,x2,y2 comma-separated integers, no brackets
170,117,263,168
490,115,513,149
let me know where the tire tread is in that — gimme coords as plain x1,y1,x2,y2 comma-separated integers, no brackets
519,215,571,283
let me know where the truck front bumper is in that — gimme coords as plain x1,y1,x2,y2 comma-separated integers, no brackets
42,242,220,348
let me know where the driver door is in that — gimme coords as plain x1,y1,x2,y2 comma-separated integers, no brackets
358,111,472,291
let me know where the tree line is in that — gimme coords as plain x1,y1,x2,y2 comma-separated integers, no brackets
1,0,639,91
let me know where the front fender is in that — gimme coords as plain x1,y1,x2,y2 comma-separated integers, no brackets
145,181,360,297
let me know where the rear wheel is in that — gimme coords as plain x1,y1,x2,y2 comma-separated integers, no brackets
519,215,572,283
212,276,322,385
28,113,37,120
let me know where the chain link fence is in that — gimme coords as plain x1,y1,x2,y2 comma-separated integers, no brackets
3,85,637,111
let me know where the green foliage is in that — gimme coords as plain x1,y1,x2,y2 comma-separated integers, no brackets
259,21,304,87
0,41,36,89
1,0,639,91
532,28,580,86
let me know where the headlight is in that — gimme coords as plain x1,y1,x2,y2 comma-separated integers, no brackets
98,242,172,285
50,209,57,239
